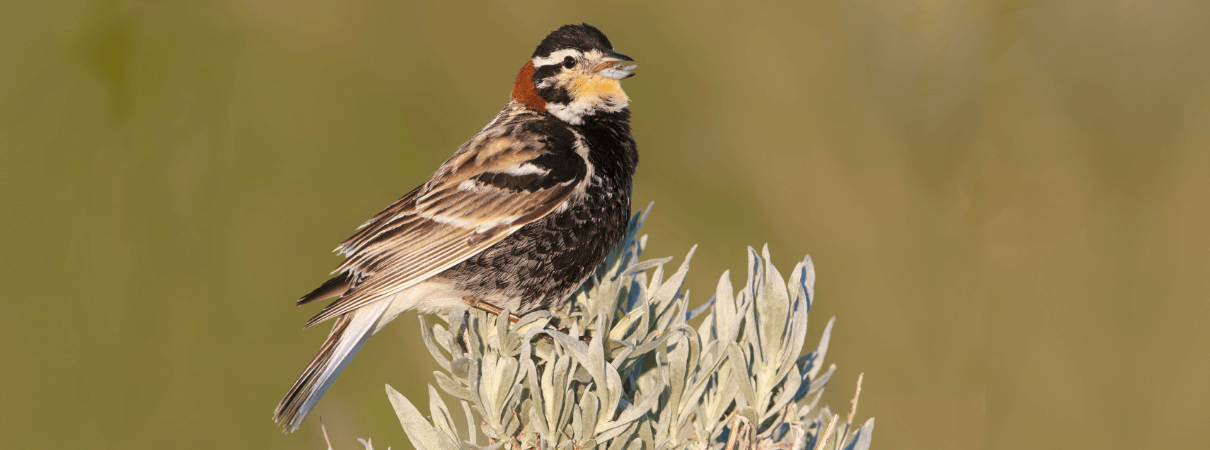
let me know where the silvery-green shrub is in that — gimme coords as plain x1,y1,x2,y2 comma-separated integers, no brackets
377,208,873,450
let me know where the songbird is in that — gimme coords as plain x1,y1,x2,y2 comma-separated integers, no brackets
273,23,639,432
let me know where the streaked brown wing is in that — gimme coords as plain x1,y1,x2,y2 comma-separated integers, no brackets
336,185,424,258
304,127,585,327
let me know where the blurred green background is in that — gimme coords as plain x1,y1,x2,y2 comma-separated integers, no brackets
3,0,1209,448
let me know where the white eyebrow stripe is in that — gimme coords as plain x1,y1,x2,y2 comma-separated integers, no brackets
532,49,583,67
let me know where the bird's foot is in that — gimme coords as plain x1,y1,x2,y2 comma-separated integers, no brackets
462,296,522,323
461,297,594,346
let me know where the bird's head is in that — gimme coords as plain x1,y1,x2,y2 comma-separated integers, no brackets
511,23,636,124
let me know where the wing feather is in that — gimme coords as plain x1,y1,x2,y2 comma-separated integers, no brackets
337,186,424,257
303,125,584,327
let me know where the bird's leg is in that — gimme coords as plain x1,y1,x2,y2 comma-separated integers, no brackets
460,296,559,345
461,297,592,345
462,296,522,323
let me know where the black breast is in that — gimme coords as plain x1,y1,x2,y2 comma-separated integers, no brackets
439,110,636,313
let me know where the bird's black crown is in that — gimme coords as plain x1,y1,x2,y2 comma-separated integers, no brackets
532,23,615,58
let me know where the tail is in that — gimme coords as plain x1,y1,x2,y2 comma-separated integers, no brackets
273,301,390,432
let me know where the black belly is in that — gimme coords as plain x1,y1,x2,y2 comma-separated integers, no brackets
436,183,631,313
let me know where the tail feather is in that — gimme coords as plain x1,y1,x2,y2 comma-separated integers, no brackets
297,272,355,306
274,301,390,432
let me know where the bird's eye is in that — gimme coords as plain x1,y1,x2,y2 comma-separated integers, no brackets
562,56,576,69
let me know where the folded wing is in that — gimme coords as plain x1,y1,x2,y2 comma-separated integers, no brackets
303,125,585,327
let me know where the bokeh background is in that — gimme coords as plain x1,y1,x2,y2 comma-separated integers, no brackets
3,0,1209,449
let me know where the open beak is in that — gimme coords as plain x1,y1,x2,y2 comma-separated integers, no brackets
594,49,637,80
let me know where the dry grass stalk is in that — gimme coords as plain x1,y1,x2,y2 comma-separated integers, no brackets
814,414,839,450
837,373,864,448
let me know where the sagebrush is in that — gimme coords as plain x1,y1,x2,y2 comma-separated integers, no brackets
364,208,873,450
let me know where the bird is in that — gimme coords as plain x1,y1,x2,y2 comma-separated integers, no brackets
273,23,639,433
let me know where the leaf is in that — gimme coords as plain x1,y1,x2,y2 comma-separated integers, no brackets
678,342,729,426
598,421,639,446
610,298,649,341
665,330,692,417
740,251,764,360
433,323,455,355
743,247,763,307
572,395,586,443
800,255,816,309
624,257,675,277
542,356,575,439
763,363,801,422
465,313,483,358
800,364,836,414
757,245,790,360
627,435,645,450
581,391,600,441
386,384,446,450
615,388,658,425
725,341,757,407
808,317,835,380
420,317,452,372
515,309,553,330
713,270,737,342
527,402,551,442
450,357,473,379
446,313,465,353
777,261,812,382
841,418,875,450
427,385,461,446
494,307,512,350
434,371,471,401
460,399,478,446
808,364,836,397
651,245,695,307
548,313,623,429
